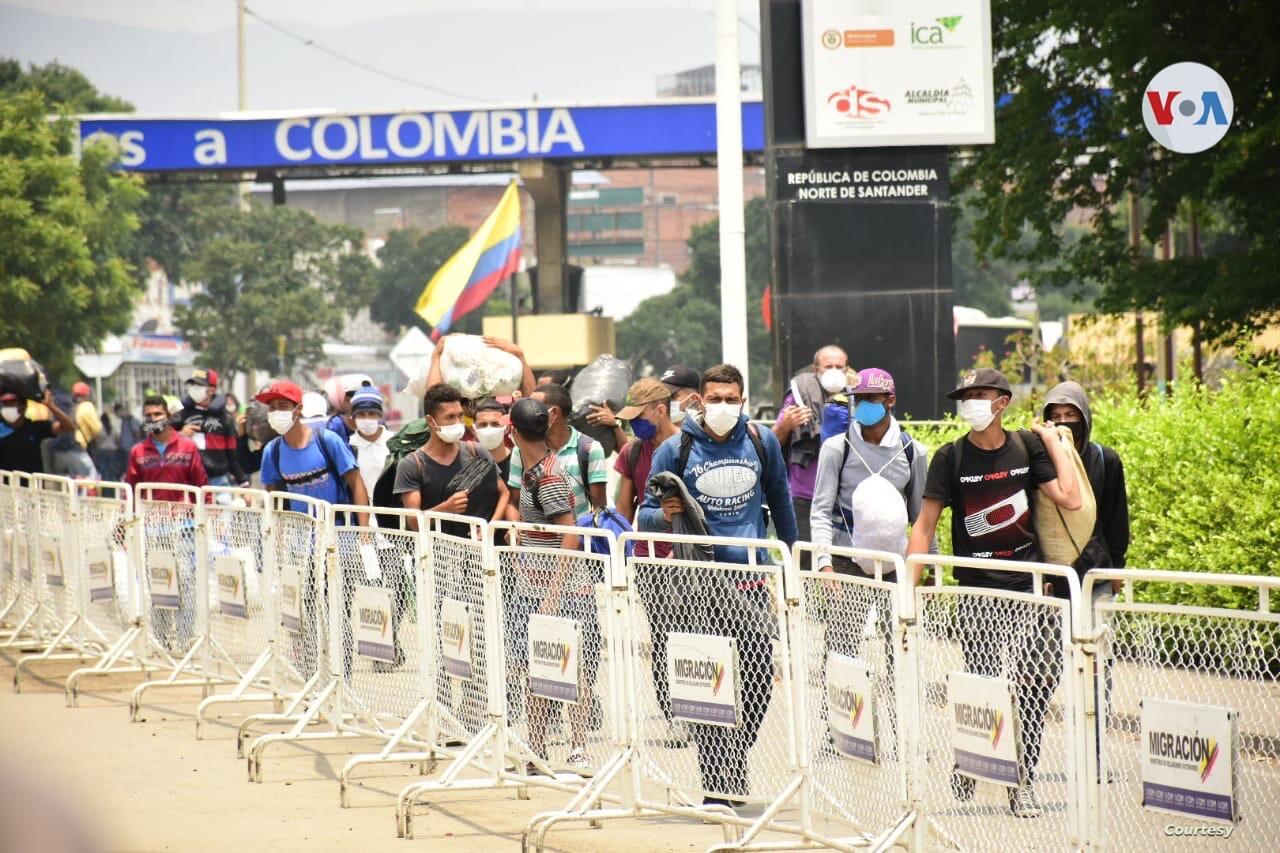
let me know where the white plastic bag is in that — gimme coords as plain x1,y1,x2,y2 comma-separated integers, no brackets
849,473,909,572
439,335,523,399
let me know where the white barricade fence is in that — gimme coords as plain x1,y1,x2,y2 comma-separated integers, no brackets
65,480,141,705
398,519,629,840
11,474,85,685
128,483,215,719
193,487,276,736
905,554,1087,851
789,543,913,849
243,493,343,777
332,505,451,805
345,511,488,807
1084,569,1280,851
0,470,24,633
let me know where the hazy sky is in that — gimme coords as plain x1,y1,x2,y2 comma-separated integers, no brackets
0,0,763,113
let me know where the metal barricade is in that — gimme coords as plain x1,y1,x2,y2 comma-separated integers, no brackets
193,487,276,736
65,480,141,705
12,474,86,687
1084,569,1280,851
0,470,21,632
243,494,348,778
129,483,214,719
789,543,913,850
398,519,629,840
906,554,1087,851
2,472,46,651
331,504,450,804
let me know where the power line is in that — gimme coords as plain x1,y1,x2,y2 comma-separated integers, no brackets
242,6,492,105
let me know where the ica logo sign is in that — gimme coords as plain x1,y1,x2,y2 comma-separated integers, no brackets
1142,62,1233,154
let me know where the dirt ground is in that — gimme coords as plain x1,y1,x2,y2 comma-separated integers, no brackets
0,652,737,853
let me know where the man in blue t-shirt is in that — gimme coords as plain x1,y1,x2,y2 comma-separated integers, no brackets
256,380,370,523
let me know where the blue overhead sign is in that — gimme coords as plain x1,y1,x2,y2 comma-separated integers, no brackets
78,101,766,173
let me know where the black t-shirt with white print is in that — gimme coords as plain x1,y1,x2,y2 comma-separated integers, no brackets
923,430,1057,591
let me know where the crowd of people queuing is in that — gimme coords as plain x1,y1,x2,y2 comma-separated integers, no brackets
0,336,1130,818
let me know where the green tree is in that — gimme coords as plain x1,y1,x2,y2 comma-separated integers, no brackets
371,225,470,334
0,92,145,379
134,183,238,285
618,197,774,401
956,1,1280,340
0,59,133,112
174,205,375,377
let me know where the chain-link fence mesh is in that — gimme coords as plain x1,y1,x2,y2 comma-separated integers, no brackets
6,473,40,642
30,475,78,643
624,534,796,807
425,517,488,741
494,522,621,776
0,471,20,620
137,485,202,658
914,572,1079,851
201,488,271,682
74,480,133,651
1090,572,1280,851
793,544,907,838
266,494,329,694
331,508,424,733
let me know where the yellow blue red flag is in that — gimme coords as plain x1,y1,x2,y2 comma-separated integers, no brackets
414,181,521,339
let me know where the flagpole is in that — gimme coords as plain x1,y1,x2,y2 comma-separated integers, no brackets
510,273,519,346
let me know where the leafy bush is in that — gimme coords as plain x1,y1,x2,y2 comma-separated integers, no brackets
903,364,1280,611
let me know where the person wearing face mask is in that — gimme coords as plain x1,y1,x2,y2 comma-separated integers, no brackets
255,380,369,523
1042,381,1129,593
473,397,512,483
772,346,851,568
394,383,506,537
637,363,797,808
657,364,703,425
346,386,391,498
124,395,209,502
906,367,1082,819
177,368,249,490
0,389,74,474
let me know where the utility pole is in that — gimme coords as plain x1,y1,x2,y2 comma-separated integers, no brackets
1129,190,1146,398
236,0,251,211
714,0,749,397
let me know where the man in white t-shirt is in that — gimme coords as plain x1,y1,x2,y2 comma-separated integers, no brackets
347,386,390,497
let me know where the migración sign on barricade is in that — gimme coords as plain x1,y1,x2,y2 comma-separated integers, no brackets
241,491,342,773
905,553,1087,852
785,542,913,851
1084,568,1280,851
49,479,134,700
341,510,488,807
398,519,629,840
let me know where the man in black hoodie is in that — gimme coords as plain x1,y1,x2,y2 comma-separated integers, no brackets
1042,380,1130,596
177,368,248,489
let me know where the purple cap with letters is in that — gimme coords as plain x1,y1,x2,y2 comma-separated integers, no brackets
850,367,895,395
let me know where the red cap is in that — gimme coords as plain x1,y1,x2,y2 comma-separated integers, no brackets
72,381,92,397
0,392,20,403
255,380,303,406
189,368,219,387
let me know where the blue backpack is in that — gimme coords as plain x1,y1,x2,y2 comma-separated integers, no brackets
576,507,636,558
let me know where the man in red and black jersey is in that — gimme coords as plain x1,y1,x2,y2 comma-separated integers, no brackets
176,368,247,489
907,368,1081,819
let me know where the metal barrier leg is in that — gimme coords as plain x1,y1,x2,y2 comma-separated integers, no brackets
194,649,276,739
129,635,213,721
339,697,445,807
246,678,355,783
13,614,93,692
235,668,323,758
65,625,155,706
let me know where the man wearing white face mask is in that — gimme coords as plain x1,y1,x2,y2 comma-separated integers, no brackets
0,389,74,474
773,345,850,565
907,367,1082,819
473,397,512,483
394,383,506,536
347,386,390,498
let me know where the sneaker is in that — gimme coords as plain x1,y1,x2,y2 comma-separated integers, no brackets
702,795,746,809
1009,784,1043,819
951,770,975,802
565,749,593,777
524,761,548,777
